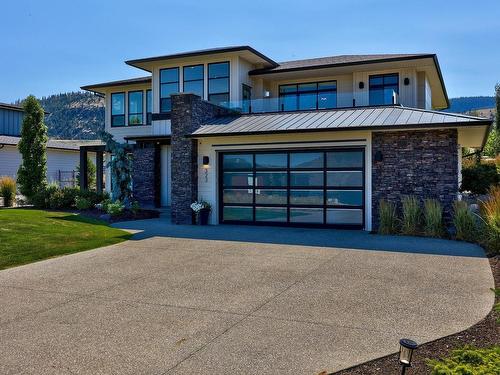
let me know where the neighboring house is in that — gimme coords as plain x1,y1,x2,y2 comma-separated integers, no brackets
0,102,98,187
81,46,492,230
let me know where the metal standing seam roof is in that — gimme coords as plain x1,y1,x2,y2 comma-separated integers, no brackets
191,106,491,137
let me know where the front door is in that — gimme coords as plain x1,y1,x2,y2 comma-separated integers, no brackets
160,145,171,206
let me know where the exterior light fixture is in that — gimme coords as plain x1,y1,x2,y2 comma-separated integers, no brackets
264,91,271,97
404,77,410,86
374,150,383,162
358,82,365,89
399,338,418,374
202,156,210,168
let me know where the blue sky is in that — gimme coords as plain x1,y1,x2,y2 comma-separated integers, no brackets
1,0,499,103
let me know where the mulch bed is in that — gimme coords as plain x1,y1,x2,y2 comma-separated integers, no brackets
74,208,160,223
333,256,499,375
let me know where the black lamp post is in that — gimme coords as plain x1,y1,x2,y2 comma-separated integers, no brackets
398,338,418,374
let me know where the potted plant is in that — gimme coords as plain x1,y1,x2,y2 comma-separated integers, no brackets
190,200,211,225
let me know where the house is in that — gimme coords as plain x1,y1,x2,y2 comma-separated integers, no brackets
0,102,99,187
81,46,492,230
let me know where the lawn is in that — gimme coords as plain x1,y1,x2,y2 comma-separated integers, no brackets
0,209,132,270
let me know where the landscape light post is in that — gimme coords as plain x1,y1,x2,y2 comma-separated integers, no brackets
398,338,418,375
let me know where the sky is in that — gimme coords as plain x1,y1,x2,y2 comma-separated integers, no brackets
1,0,499,103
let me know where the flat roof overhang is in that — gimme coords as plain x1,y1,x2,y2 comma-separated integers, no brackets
124,135,171,144
81,76,152,96
125,46,278,72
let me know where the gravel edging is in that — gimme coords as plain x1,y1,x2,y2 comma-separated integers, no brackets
333,256,499,375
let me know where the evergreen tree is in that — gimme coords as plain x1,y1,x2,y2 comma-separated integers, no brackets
17,95,48,198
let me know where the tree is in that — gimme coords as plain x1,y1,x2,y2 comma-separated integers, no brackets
17,95,48,198
76,156,97,190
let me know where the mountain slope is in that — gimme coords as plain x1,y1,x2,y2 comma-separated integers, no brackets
39,92,104,140
446,96,495,113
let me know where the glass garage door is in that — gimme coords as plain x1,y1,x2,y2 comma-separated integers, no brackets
219,148,364,228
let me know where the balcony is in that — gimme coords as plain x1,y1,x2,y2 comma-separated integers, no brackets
219,91,399,114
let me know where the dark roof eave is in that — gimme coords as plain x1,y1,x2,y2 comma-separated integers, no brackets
248,54,437,75
125,46,278,70
80,76,152,93
189,120,492,138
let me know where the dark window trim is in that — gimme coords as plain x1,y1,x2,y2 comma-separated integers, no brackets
146,89,152,125
111,92,126,127
208,61,230,104
218,147,365,229
278,80,337,111
159,67,179,113
368,73,399,105
183,64,204,99
128,90,144,126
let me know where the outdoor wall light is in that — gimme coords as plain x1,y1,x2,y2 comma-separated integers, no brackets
404,77,410,86
202,156,210,168
398,338,418,374
374,150,383,162
358,81,365,89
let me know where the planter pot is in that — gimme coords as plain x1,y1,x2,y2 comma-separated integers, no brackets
199,209,210,225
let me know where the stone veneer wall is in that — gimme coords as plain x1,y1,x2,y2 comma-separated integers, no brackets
372,129,458,230
170,93,232,224
132,145,160,206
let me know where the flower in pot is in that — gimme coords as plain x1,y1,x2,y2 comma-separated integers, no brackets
190,200,211,225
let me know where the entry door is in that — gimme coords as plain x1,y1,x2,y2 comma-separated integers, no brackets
219,148,365,228
160,145,171,206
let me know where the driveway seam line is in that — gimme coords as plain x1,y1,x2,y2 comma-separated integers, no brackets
159,253,340,375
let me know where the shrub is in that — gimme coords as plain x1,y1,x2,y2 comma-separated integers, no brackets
427,346,500,374
75,196,91,210
461,161,499,195
0,176,16,207
401,196,420,235
78,190,110,207
106,200,124,216
48,187,79,209
480,186,500,255
423,199,444,238
30,183,58,209
378,200,398,235
453,200,477,242
131,201,140,215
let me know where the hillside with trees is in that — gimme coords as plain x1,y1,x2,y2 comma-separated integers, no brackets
446,96,495,113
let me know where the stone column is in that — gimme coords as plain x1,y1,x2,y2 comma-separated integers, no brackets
170,93,231,224
132,144,156,207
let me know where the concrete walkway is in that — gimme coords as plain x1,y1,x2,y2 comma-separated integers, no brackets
0,218,494,374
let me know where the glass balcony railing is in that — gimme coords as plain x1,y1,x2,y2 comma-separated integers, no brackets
219,91,399,114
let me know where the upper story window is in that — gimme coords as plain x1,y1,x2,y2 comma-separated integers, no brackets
369,73,399,105
160,67,179,113
208,62,229,105
279,81,337,111
111,92,125,127
146,89,152,125
183,65,204,98
128,91,143,125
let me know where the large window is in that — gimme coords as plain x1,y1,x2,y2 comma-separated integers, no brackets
369,73,399,105
220,149,364,228
208,62,229,105
279,81,337,112
160,67,179,113
111,92,125,127
146,89,152,125
183,64,204,98
128,91,143,125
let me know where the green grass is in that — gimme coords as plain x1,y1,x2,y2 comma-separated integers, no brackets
0,209,132,270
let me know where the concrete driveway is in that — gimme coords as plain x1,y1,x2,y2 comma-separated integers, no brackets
0,218,494,375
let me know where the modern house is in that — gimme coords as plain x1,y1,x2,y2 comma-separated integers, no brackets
81,46,492,230
0,102,97,187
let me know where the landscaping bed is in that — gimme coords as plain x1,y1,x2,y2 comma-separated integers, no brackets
333,256,499,375
75,207,160,223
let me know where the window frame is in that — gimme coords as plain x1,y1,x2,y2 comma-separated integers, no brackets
278,80,337,112
368,73,399,106
183,64,204,99
208,61,230,104
127,90,144,126
110,92,126,127
159,67,180,113
146,89,152,125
